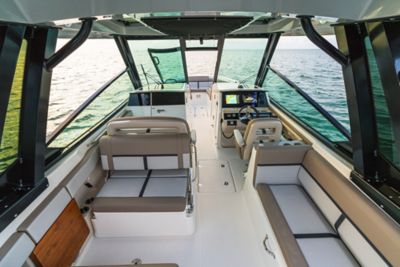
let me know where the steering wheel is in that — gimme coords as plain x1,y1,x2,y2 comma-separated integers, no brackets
238,105,259,125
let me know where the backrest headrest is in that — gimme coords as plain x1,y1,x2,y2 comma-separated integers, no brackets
244,118,282,143
255,144,311,166
100,117,192,171
107,116,190,136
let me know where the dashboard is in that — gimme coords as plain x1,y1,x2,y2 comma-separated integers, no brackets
221,91,273,125
222,91,269,108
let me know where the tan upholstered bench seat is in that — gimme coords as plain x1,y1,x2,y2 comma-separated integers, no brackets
253,145,400,267
257,184,357,267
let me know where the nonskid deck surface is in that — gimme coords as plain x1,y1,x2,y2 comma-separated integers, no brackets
76,93,264,267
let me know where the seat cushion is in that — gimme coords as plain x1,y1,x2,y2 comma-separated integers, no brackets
96,178,145,197
269,185,335,235
143,178,188,197
297,238,358,267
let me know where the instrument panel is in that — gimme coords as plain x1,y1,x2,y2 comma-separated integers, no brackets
222,91,269,108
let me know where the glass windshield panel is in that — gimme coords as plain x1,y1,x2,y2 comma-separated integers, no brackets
263,70,348,142
218,38,267,85
0,40,27,174
148,47,186,84
365,38,400,167
128,39,185,90
48,72,133,148
48,39,125,136
270,35,350,131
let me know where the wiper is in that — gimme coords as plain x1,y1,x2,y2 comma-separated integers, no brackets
237,73,257,88
140,64,162,89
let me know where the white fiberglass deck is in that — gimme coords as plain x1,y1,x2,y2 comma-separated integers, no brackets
75,93,266,267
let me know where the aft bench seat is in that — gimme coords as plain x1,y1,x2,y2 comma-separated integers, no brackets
253,145,400,267
91,117,195,237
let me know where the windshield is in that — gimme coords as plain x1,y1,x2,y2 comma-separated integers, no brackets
128,39,186,90
218,38,268,86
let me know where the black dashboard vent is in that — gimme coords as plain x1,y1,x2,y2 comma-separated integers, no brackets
141,16,253,38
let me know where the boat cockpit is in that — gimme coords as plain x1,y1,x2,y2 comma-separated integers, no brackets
0,3,400,267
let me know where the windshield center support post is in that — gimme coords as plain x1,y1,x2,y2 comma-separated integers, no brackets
335,24,378,178
256,32,281,87
365,20,400,161
179,38,189,84
44,18,95,71
299,16,348,66
213,36,225,83
114,35,143,89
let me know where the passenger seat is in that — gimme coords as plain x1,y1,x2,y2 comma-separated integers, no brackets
91,116,196,237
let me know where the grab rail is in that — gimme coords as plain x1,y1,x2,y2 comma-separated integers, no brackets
268,66,351,140
46,69,127,144
45,18,95,71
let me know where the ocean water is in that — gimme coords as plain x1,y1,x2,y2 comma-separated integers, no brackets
45,39,351,144
0,39,355,171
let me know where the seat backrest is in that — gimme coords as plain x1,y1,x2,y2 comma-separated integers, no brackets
100,116,192,171
302,150,400,266
239,118,283,160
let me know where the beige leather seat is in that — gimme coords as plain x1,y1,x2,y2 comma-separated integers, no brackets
253,145,400,267
233,118,282,160
95,116,194,213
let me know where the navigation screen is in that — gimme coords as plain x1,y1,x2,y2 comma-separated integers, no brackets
242,92,258,105
225,94,239,105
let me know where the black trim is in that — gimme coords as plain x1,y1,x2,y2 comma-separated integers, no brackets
45,18,95,71
334,214,346,231
185,47,218,51
179,38,189,83
335,24,378,178
256,32,281,87
143,156,148,170
298,16,348,66
213,37,225,82
294,233,339,239
114,36,142,89
139,170,152,197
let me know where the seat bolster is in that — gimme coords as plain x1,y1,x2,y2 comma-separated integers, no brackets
255,145,311,166
256,184,308,267
92,197,187,212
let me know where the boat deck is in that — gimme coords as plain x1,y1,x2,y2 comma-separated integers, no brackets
75,93,268,267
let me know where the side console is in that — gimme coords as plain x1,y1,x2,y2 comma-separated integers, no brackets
127,91,187,119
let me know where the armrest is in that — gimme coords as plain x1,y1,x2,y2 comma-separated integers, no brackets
190,130,197,144
233,129,245,147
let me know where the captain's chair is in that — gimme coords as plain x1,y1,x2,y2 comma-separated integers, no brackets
233,118,282,160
